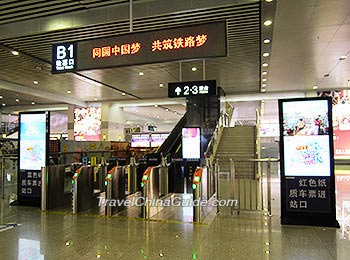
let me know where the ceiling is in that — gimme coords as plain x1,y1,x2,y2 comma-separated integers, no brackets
0,0,349,126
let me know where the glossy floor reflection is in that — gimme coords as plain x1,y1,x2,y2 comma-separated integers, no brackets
1,179,350,260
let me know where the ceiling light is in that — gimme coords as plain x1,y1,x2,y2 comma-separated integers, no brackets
174,111,178,115
262,71,268,75
262,52,270,57
154,104,158,108
264,20,272,26
165,108,169,112
339,56,347,60
263,39,271,44
31,101,35,105
67,90,71,94
312,85,318,90
33,80,39,85
265,0,273,2
136,109,139,113
11,50,19,56
94,97,98,101
261,89,266,92
262,62,269,67
15,98,19,102
156,115,160,118
262,83,267,87
122,92,126,96
138,72,144,76
262,78,267,82
164,118,167,121
191,67,197,72
2,103,5,106
0,96,2,99
159,83,164,88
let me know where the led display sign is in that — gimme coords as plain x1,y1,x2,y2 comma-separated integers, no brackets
182,128,201,159
52,21,227,73
279,97,338,227
168,80,216,98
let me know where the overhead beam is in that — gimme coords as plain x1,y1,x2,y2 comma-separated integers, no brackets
0,79,87,107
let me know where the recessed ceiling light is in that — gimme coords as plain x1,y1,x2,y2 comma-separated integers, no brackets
122,92,126,96
191,67,197,72
264,20,272,26
262,71,268,75
2,103,5,106
15,98,19,102
262,62,269,67
262,83,267,87
165,108,169,112
67,90,71,94
94,97,98,101
159,83,164,88
164,118,167,121
156,115,160,118
339,56,347,60
312,85,318,90
262,52,270,57
154,104,158,108
136,109,139,113
265,0,273,2
138,72,144,76
263,39,271,44
261,89,266,92
31,101,35,105
11,50,19,56
174,111,178,115
96,83,103,87
262,78,267,82
33,80,39,85
0,95,2,99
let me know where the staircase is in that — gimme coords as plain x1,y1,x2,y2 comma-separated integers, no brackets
215,126,256,177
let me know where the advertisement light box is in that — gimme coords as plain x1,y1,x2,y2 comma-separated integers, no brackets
131,133,151,148
182,128,200,159
281,99,331,177
19,113,48,171
52,21,227,73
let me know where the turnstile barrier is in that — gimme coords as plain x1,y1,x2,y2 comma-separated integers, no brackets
105,166,126,216
72,166,94,213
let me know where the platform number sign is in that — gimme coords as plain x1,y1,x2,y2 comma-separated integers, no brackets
52,42,77,73
168,80,216,98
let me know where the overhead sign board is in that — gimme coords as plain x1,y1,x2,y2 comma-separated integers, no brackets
52,21,227,73
168,80,216,98
279,97,338,227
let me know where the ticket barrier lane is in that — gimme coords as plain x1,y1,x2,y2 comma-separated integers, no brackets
192,167,203,223
41,165,73,211
105,166,126,216
72,166,94,214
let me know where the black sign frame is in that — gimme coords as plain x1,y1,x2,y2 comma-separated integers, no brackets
279,97,339,227
168,80,216,98
52,21,227,74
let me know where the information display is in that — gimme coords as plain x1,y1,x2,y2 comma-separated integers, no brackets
52,21,227,73
279,97,338,227
131,133,151,148
168,80,216,98
150,133,169,148
18,112,49,200
182,128,201,159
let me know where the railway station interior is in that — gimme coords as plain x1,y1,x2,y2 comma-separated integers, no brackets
1,0,350,259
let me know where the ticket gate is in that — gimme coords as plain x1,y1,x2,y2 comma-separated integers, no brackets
105,166,126,216
72,166,94,213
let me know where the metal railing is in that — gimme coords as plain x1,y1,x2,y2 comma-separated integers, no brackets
216,158,279,216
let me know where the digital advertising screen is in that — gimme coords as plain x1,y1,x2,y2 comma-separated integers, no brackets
74,107,101,141
281,99,331,176
131,133,150,148
150,133,169,148
182,128,201,159
19,113,48,171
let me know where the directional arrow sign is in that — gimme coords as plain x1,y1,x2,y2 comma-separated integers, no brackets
175,87,182,96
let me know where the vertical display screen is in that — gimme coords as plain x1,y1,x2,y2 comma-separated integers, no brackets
282,100,331,176
19,113,47,171
182,128,200,159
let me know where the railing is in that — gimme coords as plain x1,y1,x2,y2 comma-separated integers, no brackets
216,158,279,216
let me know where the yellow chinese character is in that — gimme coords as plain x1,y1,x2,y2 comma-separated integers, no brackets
121,44,131,55
162,39,173,50
196,34,208,47
92,48,101,58
152,40,162,51
102,46,111,57
112,45,120,55
173,37,184,49
131,42,141,54
184,36,195,48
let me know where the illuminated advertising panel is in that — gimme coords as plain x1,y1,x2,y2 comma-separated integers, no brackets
18,111,49,201
279,98,338,227
182,128,200,159
52,21,227,73
150,133,169,148
131,133,150,148
74,107,101,141
282,99,331,176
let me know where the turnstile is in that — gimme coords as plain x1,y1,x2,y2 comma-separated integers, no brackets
72,166,94,213
105,166,126,216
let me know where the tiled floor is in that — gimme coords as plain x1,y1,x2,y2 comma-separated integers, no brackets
1,178,350,260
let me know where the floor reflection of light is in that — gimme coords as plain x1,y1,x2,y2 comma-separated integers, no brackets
18,238,44,260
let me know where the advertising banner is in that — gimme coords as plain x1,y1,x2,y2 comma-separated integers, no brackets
279,97,338,227
182,128,201,159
